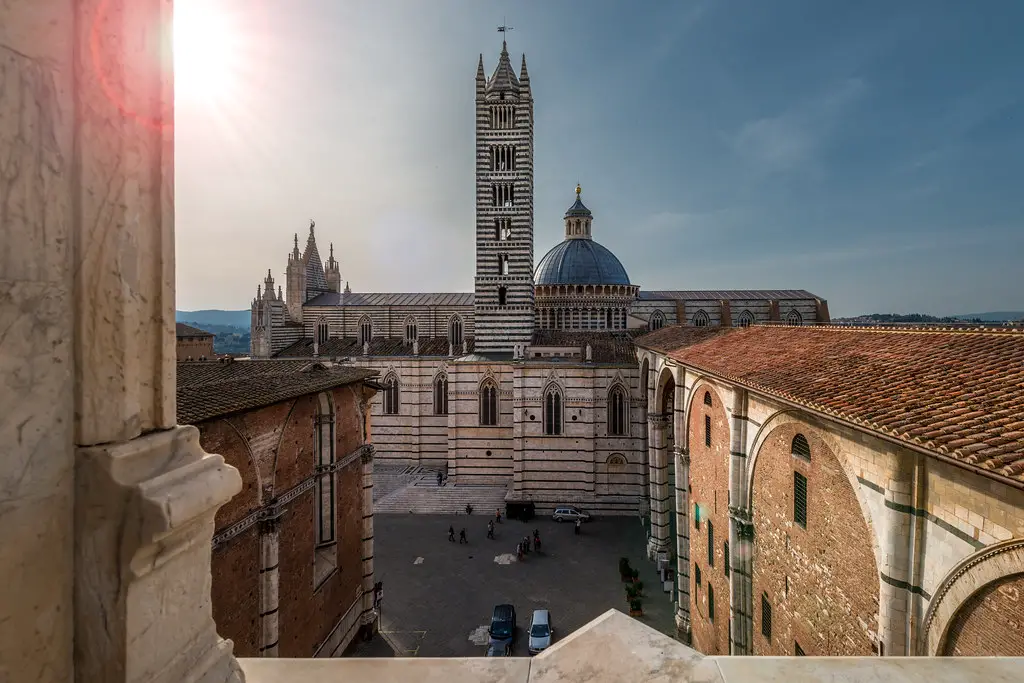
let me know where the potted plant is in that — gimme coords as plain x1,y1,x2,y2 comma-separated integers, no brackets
633,580,644,596
629,598,643,617
625,583,638,601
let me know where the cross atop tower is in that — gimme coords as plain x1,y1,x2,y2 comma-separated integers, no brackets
497,20,513,50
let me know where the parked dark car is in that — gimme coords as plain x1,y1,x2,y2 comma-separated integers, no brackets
488,603,517,650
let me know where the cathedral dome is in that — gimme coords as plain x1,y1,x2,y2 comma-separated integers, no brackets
534,239,632,286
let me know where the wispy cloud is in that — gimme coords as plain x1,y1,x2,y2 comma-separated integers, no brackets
730,77,868,173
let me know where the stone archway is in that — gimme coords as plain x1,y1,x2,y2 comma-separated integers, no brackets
922,538,1024,656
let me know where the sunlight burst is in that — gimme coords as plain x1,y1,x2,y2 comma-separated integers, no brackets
174,0,243,106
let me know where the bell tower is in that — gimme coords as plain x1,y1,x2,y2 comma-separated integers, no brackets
473,34,535,354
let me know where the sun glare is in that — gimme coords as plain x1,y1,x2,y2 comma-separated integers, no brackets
174,0,241,106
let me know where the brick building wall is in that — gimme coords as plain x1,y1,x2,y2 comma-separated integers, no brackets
687,382,732,655
204,382,372,658
942,574,1024,656
750,422,878,656
177,335,214,361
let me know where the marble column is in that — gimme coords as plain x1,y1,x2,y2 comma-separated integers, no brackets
729,507,755,655
878,455,917,656
0,1,244,681
674,447,693,644
646,414,671,558
727,389,751,654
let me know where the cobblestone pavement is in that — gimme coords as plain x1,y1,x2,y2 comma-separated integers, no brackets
367,514,678,657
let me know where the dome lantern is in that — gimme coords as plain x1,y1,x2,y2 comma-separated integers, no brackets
564,184,593,240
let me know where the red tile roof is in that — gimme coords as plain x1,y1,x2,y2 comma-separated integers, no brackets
649,324,1024,484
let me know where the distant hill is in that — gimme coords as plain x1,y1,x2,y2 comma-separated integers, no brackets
953,311,1024,322
176,309,250,328
834,313,969,324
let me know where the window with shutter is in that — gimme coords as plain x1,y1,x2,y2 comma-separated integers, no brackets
708,521,714,567
794,471,808,528
761,593,772,641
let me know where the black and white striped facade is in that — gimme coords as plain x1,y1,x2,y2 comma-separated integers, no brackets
248,41,830,515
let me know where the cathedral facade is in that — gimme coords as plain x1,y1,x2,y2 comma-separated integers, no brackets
249,40,829,515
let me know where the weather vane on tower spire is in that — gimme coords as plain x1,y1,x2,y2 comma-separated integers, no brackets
497,18,514,49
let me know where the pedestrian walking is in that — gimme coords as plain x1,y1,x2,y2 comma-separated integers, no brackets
459,528,468,544
487,520,495,539
448,525,455,543
574,519,581,535
496,508,502,524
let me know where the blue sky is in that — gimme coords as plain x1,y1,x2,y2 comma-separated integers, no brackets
175,0,1024,316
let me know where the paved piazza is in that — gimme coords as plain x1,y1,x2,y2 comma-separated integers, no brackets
370,514,678,657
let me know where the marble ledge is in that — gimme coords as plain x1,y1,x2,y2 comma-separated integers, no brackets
238,609,1024,683
238,656,1024,683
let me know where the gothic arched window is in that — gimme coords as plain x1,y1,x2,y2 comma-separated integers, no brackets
404,317,418,344
608,385,629,436
498,254,510,276
449,315,463,346
738,310,754,328
382,373,400,415
498,286,508,307
316,318,330,344
544,385,563,436
693,310,710,327
650,311,665,331
433,374,448,416
786,309,803,326
480,379,498,426
313,392,337,586
703,391,712,407
359,316,373,345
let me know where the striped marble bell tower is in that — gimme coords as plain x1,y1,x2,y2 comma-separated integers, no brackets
473,38,535,354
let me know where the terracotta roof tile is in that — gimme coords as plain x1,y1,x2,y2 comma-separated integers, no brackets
652,324,1024,485
177,359,377,424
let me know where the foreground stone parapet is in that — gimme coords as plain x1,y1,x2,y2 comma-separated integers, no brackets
240,608,1024,682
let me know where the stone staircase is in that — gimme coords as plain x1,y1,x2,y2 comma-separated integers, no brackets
374,470,510,516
